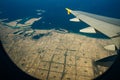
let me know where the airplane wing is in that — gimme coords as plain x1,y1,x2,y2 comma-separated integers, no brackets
65,8,120,51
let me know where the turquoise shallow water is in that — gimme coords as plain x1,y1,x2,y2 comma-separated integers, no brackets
0,0,120,39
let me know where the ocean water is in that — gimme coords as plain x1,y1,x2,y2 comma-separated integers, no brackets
0,0,120,39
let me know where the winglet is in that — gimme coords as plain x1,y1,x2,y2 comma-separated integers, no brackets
65,8,72,15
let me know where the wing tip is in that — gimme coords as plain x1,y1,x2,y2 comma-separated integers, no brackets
65,8,72,15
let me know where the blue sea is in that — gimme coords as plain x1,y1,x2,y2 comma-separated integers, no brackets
0,0,120,39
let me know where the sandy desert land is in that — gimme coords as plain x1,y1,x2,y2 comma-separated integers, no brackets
0,19,116,80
